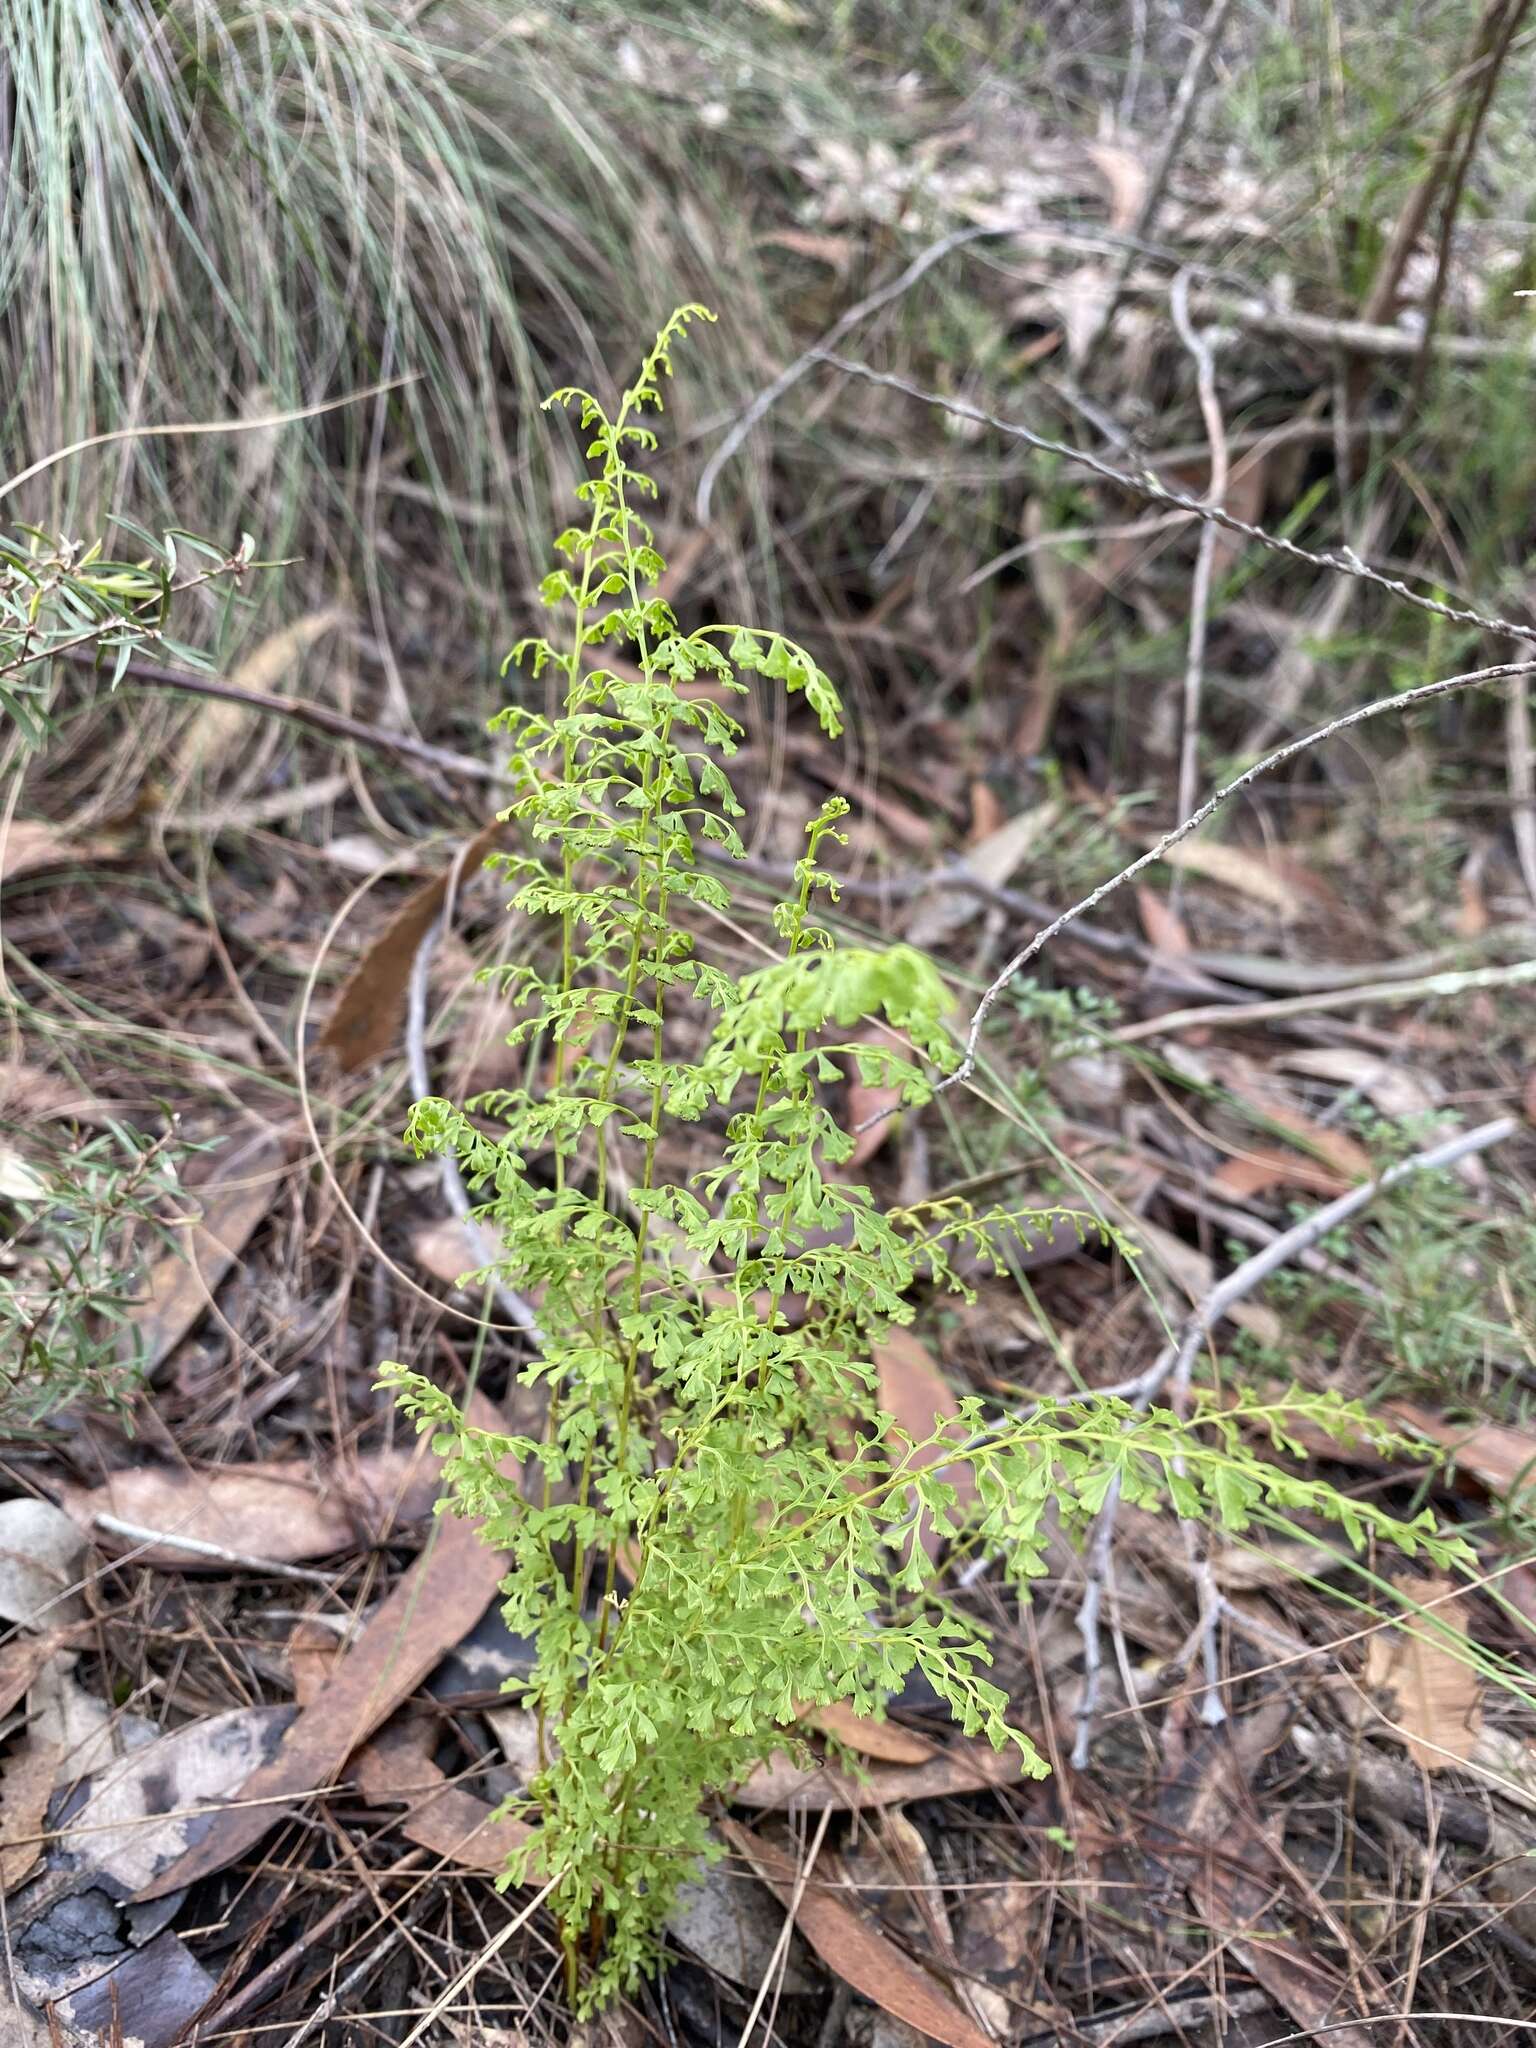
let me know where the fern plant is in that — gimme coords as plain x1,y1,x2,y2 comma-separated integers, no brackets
383,310,1465,2010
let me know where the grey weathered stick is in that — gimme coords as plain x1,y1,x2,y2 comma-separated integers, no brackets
929,654,1536,1117
1167,268,1228,909
694,223,1000,526
1113,955,1536,1044
92,1514,337,1589
404,858,543,1344
1077,0,1239,368
815,353,1535,645
1509,655,1536,911
1070,1113,1519,1766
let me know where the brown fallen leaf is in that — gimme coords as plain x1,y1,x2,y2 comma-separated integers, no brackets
61,1438,440,1569
905,801,1059,950
55,1705,294,1895
130,1122,289,1373
667,1841,818,1992
0,1630,78,1723
1211,1143,1357,1202
956,1877,1042,1993
734,1733,1030,1812
1190,1873,1375,2048
843,1026,908,1170
178,608,347,772
411,1217,484,1286
721,1818,994,2048
1156,1709,1381,2048
0,1497,89,1627
0,1062,109,1125
1273,1046,1444,1121
288,1620,340,1706
803,1698,938,1766
756,227,858,276
1389,1404,1536,1500
0,1740,61,1890
1084,139,1147,232
966,780,1005,845
354,1714,537,1874
0,819,124,886
134,1393,518,1901
874,1328,978,1563
1156,837,1320,919
1207,1057,1374,1200
318,818,510,1072
1230,1088,1377,1185
1135,884,1192,958
1365,1576,1482,1770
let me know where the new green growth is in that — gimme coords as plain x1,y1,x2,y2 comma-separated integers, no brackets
383,310,1462,2009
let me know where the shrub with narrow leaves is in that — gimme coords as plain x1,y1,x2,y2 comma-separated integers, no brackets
383,310,1465,2010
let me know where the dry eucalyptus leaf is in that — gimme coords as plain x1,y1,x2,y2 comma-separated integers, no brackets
1389,1405,1536,1501
0,1499,89,1629
318,818,509,1071
0,820,123,885
411,1217,483,1286
735,1735,1028,1813
135,1392,519,1901
1365,1578,1482,1770
30,1662,157,1785
354,1714,538,1875
1156,838,1316,919
666,1843,816,1992
805,1698,938,1766
906,802,1058,949
1272,1046,1443,1120
483,1702,546,1785
0,1063,109,1125
55,1706,294,1895
843,1026,910,1170
721,1819,994,2048
1472,1726,1536,1814
178,607,346,770
63,1439,438,1569
0,1740,62,1891
874,1328,978,1563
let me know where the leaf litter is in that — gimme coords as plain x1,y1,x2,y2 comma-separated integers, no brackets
5,20,1536,2040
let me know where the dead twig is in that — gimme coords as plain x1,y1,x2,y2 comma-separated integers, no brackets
1167,269,1228,911
928,654,1536,1115
1508,660,1536,912
404,860,543,1343
695,223,1000,526
1071,1113,1518,1766
1112,955,1536,1044
814,353,1536,645
1077,0,1239,369
74,651,505,786
90,1513,339,1590
1017,1988,1273,2048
